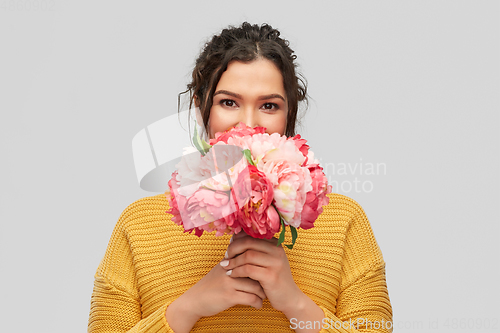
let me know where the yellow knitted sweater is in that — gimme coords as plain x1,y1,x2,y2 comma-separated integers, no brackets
88,192,392,332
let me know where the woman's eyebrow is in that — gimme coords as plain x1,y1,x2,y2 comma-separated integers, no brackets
258,94,285,101
213,90,285,102
213,90,242,99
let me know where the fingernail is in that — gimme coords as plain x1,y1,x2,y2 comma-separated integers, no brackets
226,269,232,276
224,250,228,259
220,260,229,267
230,235,233,244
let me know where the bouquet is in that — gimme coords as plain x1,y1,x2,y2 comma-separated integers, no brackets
165,122,332,249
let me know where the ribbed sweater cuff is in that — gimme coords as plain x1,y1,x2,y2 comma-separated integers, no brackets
135,300,175,333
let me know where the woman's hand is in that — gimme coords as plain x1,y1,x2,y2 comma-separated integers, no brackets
166,244,267,333
219,230,304,315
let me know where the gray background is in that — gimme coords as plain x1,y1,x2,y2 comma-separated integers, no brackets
1,1,498,332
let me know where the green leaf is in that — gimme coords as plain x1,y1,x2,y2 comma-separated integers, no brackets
290,225,297,242
273,203,297,249
277,218,286,247
243,149,255,166
201,137,212,151
287,226,298,249
193,124,211,156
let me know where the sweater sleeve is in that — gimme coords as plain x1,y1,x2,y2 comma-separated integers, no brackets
317,197,393,333
87,207,176,333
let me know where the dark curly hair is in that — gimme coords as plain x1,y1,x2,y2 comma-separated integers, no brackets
179,22,308,137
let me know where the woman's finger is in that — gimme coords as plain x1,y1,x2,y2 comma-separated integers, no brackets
221,249,275,271
227,264,270,285
226,236,282,259
233,290,264,309
232,277,267,300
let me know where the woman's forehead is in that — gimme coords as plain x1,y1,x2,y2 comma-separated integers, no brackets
216,59,286,98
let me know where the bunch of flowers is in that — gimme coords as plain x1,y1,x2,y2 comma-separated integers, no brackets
165,122,332,249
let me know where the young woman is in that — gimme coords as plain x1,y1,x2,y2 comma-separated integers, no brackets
88,22,393,333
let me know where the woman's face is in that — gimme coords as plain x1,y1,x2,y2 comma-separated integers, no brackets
208,58,288,139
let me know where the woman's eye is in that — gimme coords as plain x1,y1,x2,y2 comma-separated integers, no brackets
220,99,237,108
262,103,278,111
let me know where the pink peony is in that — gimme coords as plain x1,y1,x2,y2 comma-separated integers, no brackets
168,183,242,237
167,148,248,236
300,164,332,229
198,143,248,192
209,122,266,145
290,134,310,164
261,160,312,228
263,138,306,166
234,165,280,239
167,172,204,236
